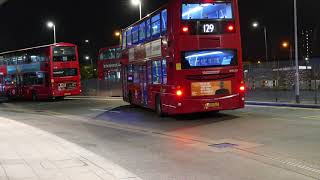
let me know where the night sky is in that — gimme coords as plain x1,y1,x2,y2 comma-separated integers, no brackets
0,0,319,62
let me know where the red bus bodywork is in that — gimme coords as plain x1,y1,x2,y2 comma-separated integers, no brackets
121,0,245,115
0,43,81,100
97,46,127,81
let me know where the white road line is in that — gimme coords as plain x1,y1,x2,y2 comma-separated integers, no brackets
246,104,320,111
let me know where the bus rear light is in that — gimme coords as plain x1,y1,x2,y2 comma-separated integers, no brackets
227,25,235,32
239,85,246,92
176,90,183,97
182,26,189,33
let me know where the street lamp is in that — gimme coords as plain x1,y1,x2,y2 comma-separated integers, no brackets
251,21,269,62
131,0,142,20
282,41,293,63
47,21,56,44
85,56,93,72
114,31,121,37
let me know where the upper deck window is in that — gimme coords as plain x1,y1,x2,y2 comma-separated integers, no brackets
161,9,167,33
182,3,233,20
53,46,76,62
151,14,161,36
139,22,146,41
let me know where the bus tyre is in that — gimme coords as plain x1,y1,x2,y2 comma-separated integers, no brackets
32,92,38,101
128,92,133,105
155,95,164,117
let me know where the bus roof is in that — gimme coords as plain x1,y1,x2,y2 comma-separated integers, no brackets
0,42,76,55
99,45,120,54
122,4,167,32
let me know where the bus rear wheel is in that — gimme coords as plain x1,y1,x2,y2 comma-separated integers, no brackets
32,92,38,101
155,95,165,117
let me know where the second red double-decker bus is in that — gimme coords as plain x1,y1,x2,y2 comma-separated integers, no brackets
121,0,245,115
0,43,81,100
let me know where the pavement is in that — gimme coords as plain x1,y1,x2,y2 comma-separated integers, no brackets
0,97,320,179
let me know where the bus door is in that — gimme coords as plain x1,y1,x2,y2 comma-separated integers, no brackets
122,65,128,100
139,66,148,106
0,74,4,96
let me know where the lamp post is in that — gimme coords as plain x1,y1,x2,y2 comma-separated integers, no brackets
294,0,300,103
47,21,56,44
85,56,93,73
252,21,269,63
282,41,294,64
131,0,142,20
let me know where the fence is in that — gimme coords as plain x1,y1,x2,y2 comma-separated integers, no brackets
81,79,122,97
244,60,320,104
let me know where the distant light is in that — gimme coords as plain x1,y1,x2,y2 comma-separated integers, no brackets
258,61,261,64
115,31,121,37
85,56,90,60
47,21,55,28
282,42,289,48
85,40,90,43
131,0,141,6
305,57,309,61
252,21,259,28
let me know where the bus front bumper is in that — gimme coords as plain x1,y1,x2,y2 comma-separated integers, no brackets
162,94,245,115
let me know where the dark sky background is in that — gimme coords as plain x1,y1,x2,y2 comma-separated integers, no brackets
0,0,319,62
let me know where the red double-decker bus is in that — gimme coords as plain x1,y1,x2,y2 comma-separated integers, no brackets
121,0,245,115
0,43,81,100
97,46,123,81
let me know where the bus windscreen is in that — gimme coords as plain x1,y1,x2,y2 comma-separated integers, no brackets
181,50,237,69
182,3,233,20
53,47,76,62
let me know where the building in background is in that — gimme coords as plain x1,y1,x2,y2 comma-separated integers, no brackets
300,28,313,61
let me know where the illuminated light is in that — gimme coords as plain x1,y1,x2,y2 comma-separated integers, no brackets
185,51,223,59
240,85,246,92
51,79,55,83
282,42,289,48
176,90,183,96
47,21,55,28
131,0,141,6
114,31,121,37
227,25,235,31
252,22,259,28
182,26,189,33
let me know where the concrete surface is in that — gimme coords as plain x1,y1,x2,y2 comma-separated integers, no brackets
0,97,319,179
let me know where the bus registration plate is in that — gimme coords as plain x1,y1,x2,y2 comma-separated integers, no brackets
64,93,71,96
205,102,220,109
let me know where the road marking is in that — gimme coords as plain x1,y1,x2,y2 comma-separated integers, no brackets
246,104,320,111
66,97,123,101
302,116,320,120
